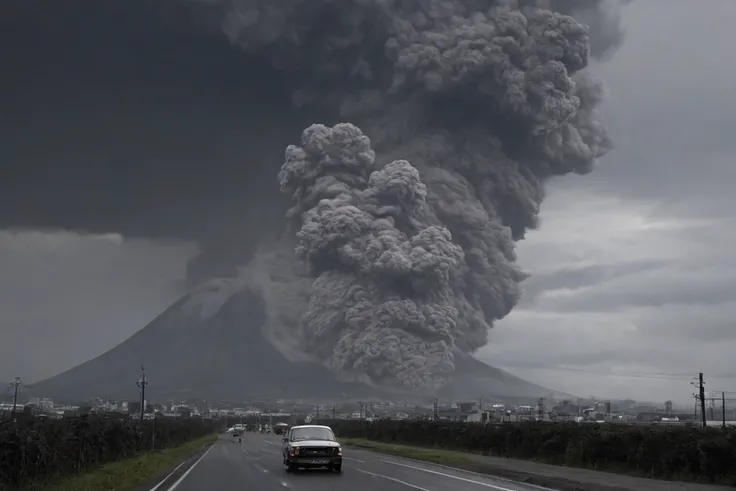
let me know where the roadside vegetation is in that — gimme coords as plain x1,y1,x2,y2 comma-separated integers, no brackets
323,419,736,486
0,415,218,490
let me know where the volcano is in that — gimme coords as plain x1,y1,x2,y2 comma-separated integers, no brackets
29,280,562,403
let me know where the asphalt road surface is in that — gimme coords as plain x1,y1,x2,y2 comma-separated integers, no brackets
162,433,553,491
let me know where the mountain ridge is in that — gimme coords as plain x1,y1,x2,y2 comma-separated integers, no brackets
29,282,570,403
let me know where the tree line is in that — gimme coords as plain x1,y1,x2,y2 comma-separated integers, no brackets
321,419,736,485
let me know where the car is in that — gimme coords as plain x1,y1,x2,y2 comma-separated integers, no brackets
282,424,342,473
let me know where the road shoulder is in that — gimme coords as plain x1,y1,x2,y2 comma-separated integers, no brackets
341,438,734,491
136,436,219,491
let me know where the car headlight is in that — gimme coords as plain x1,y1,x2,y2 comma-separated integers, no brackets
335,446,342,455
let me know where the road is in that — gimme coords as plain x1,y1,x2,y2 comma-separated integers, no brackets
162,433,552,491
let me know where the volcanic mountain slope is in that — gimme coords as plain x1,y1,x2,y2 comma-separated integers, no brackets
30,281,561,403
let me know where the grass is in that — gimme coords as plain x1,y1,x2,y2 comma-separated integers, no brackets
18,434,217,491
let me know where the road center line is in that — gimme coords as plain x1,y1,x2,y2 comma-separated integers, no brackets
356,468,431,491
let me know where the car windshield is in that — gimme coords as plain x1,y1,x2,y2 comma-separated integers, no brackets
290,427,335,442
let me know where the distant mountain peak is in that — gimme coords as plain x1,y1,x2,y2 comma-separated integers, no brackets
30,283,564,403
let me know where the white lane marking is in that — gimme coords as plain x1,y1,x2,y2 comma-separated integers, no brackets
349,447,550,491
263,440,278,445
342,456,365,463
148,459,190,491
377,457,551,491
379,460,528,491
254,464,270,473
162,444,215,491
356,469,431,491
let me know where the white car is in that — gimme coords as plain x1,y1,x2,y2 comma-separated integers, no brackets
282,425,342,473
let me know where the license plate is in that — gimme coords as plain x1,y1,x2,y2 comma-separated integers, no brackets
310,459,329,464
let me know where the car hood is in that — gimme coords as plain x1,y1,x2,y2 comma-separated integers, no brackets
290,440,340,448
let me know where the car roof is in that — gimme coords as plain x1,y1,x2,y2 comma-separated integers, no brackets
290,425,332,430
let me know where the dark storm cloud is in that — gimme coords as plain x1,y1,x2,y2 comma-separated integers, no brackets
1,0,629,390
1,0,627,282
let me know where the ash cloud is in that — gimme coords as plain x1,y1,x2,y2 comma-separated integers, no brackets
1,0,628,389
278,123,464,387
215,0,622,388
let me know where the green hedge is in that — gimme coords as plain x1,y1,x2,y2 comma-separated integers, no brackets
321,419,736,485
0,415,218,488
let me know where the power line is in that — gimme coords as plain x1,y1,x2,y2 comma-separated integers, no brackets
706,389,736,395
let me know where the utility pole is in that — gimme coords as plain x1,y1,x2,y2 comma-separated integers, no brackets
136,366,148,421
537,398,544,421
699,373,707,429
433,398,439,421
9,377,21,418
723,392,727,430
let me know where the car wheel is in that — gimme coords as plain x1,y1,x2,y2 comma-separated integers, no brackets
283,459,296,473
331,464,342,473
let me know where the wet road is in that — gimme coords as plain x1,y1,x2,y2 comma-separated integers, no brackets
162,433,554,491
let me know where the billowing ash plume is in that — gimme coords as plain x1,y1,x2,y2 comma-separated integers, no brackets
1,0,627,390
278,123,465,387
189,0,624,389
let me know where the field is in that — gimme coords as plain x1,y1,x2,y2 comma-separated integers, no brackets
322,419,736,486
0,415,219,489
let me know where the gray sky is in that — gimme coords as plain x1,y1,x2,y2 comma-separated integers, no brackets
2,0,734,405
0,231,195,382
478,0,736,404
